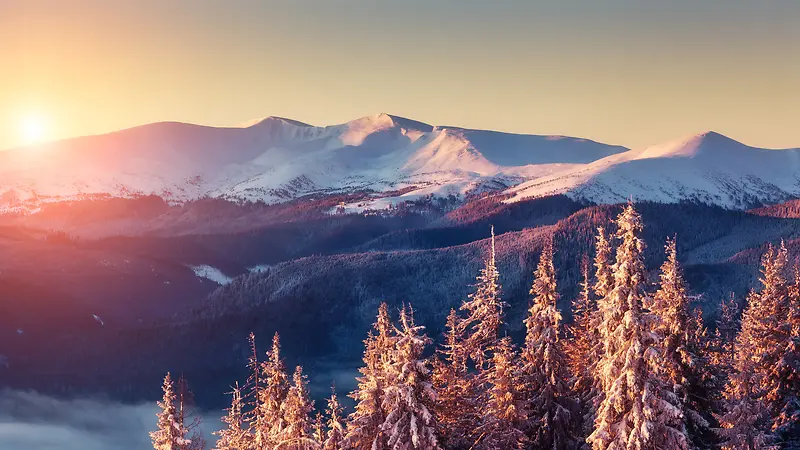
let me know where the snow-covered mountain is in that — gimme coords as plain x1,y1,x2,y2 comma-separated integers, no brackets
2,115,796,212
0,113,626,211
507,131,800,209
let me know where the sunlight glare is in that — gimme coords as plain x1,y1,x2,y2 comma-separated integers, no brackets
19,113,49,145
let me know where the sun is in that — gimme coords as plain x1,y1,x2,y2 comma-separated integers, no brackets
19,113,49,145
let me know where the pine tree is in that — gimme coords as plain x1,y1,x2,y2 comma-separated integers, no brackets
380,306,441,450
475,336,528,450
567,256,596,397
151,373,192,450
651,237,715,448
431,309,476,449
460,226,505,370
263,333,291,448
324,386,346,450
214,383,250,450
345,303,396,450
567,256,600,448
519,240,576,450
588,203,688,450
717,350,773,450
314,412,327,447
243,333,265,449
721,243,799,448
770,266,800,445
176,376,206,450
593,227,614,301
278,365,316,449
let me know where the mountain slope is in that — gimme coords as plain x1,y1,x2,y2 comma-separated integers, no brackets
0,114,627,211
508,131,800,208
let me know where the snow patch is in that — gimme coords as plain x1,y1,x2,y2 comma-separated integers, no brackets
191,265,233,285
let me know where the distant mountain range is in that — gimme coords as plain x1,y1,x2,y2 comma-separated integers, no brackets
5,114,795,212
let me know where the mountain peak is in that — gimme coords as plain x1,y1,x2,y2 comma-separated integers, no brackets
245,116,312,128
348,113,433,132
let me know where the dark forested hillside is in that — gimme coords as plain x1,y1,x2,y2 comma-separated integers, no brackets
2,196,800,410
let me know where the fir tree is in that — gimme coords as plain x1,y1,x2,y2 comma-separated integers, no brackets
651,237,715,448
176,376,206,450
593,227,614,301
567,256,596,397
431,309,476,449
314,412,327,447
278,365,316,449
717,359,773,450
263,333,291,448
588,203,688,450
151,373,192,450
324,386,346,450
345,303,396,450
519,239,576,449
214,383,250,450
475,336,528,450
722,243,800,448
460,226,505,370
380,306,441,450
567,256,600,448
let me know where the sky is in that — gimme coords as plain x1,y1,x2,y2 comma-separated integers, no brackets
1,0,798,150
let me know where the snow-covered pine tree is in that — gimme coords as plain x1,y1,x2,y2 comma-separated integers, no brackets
717,344,773,450
588,203,688,450
175,376,206,450
262,332,291,448
475,336,528,450
278,365,316,449
651,237,716,448
770,266,800,445
313,412,327,447
566,256,600,448
593,227,614,301
151,373,191,450
214,383,250,450
345,302,396,450
519,239,576,450
324,386,346,450
724,243,800,447
460,226,505,370
380,306,441,450
431,309,476,449
566,257,597,410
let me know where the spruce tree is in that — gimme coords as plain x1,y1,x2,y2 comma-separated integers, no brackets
431,309,476,449
475,337,528,450
380,306,441,450
151,373,192,450
278,365,316,449
651,237,715,448
345,303,396,450
324,386,346,450
214,383,250,450
313,412,327,448
460,226,505,370
519,240,576,450
567,257,596,398
567,256,600,448
718,349,773,450
263,332,291,448
243,333,264,448
588,203,688,450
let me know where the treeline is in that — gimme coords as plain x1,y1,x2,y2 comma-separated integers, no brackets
151,203,800,449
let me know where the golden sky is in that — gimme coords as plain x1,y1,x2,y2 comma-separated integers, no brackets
1,0,798,150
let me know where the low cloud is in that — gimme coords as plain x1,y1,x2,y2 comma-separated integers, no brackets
0,390,219,450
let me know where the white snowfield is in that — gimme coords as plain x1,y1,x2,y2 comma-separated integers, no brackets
0,114,624,211
507,131,800,209
0,115,796,211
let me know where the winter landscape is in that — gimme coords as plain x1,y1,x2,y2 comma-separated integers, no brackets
2,1,799,449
